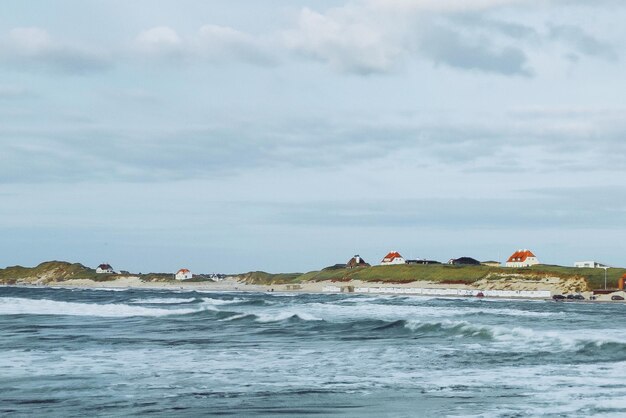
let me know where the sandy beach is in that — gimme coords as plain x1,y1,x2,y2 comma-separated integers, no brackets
34,275,626,303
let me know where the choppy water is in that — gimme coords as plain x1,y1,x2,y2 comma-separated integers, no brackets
2,287,626,417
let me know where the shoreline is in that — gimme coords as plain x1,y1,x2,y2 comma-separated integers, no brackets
3,276,625,303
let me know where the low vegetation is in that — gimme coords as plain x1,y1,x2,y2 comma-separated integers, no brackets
1,261,624,291
237,264,626,290
0,261,106,284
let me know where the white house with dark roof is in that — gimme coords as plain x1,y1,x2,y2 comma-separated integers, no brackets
96,263,114,274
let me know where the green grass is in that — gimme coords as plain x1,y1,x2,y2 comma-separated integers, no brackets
2,260,623,291
237,264,626,290
0,261,106,283
238,271,303,284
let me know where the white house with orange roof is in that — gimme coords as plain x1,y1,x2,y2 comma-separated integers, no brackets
380,251,406,266
175,268,193,280
505,249,539,268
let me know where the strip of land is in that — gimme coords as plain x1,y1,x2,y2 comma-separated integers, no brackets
1,261,625,301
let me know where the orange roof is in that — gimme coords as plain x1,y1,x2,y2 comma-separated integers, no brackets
177,268,190,274
382,251,403,262
507,250,536,263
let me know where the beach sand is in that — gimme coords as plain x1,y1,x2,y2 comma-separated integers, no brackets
40,275,625,302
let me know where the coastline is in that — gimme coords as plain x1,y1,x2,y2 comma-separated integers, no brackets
5,276,626,303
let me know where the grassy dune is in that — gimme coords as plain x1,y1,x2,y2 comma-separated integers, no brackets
0,261,108,284
239,264,626,290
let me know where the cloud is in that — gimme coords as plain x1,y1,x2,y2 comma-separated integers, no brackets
135,26,182,56
0,27,111,74
282,2,534,76
133,25,275,65
418,23,531,75
1,104,625,185
260,192,626,230
283,7,401,74
549,24,617,61
368,0,529,13
196,24,275,65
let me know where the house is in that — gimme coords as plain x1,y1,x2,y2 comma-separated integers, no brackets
380,251,405,265
481,261,501,267
406,259,441,265
574,261,609,268
175,268,193,280
96,263,114,274
448,257,481,266
505,249,539,268
347,255,370,269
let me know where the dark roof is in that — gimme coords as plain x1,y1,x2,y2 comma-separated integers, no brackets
98,263,112,269
449,257,480,265
406,259,441,265
347,255,369,268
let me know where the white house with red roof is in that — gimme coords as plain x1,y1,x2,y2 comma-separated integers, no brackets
380,251,406,266
505,249,539,268
175,268,193,280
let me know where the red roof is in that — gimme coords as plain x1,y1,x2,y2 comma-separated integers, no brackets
382,251,403,262
507,250,536,263
177,268,190,274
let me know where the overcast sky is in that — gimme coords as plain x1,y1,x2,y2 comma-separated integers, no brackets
1,0,625,273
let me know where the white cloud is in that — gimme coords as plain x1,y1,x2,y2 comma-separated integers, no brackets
282,2,534,75
196,24,274,64
135,26,182,55
9,27,53,53
283,7,401,74
133,24,274,65
1,27,110,74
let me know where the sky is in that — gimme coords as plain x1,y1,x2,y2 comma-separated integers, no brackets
1,0,625,274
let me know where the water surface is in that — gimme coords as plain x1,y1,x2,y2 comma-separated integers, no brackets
1,286,625,416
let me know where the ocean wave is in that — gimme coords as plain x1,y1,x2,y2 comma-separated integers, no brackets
401,319,626,353
219,311,322,323
0,297,215,318
404,319,496,340
202,297,246,305
129,297,197,304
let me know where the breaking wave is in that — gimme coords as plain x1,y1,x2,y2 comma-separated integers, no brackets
129,297,197,304
0,297,214,318
220,311,323,323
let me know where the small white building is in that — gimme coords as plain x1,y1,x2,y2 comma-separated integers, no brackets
574,261,609,268
380,251,406,265
505,249,539,268
96,263,114,274
175,268,193,280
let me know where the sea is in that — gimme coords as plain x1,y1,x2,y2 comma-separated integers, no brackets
2,286,626,417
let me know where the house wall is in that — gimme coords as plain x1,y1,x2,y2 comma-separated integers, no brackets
574,261,601,268
175,272,193,280
381,257,405,265
506,257,539,268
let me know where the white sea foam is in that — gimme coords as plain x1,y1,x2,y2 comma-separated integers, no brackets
403,318,626,352
219,313,252,322
0,297,211,317
254,311,322,322
202,297,245,305
129,297,196,304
